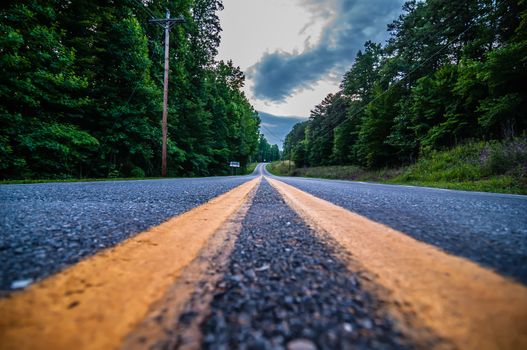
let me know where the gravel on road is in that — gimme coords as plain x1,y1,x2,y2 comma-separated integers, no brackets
180,179,417,350
0,176,255,291
268,173,527,285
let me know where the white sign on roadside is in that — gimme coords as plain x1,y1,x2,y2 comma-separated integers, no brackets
229,161,240,168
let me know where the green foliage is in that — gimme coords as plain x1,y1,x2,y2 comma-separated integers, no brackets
355,84,401,167
476,39,527,137
130,166,146,178
341,41,382,102
482,138,527,178
270,144,280,162
108,168,121,179
255,134,280,162
331,119,355,164
284,0,527,180
244,162,258,175
394,138,527,193
292,141,308,168
266,161,294,176
277,139,527,194
0,0,261,180
283,121,308,160
399,142,487,182
307,92,349,166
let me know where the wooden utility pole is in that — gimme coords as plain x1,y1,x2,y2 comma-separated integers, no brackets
150,10,185,177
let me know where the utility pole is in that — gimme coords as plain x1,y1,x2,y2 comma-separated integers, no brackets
150,10,185,177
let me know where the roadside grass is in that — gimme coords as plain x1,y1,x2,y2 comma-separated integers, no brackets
267,160,295,176
0,177,167,185
1,163,261,185
387,177,523,194
268,138,527,195
293,165,404,182
245,162,258,175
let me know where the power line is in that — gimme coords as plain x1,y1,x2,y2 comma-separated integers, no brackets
260,123,281,144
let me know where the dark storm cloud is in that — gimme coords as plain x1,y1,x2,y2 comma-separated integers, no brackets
249,0,404,102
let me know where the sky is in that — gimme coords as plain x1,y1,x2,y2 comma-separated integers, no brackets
217,0,405,118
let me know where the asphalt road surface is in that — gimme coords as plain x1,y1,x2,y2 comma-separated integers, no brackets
1,163,526,350
262,166,527,284
0,175,256,290
195,180,410,350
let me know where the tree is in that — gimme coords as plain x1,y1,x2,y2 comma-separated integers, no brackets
305,92,348,167
269,144,280,162
292,141,308,168
355,84,402,168
0,1,91,178
282,0,527,171
476,40,527,138
283,121,308,160
0,0,262,179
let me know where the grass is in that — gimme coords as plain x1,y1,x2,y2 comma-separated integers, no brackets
245,162,258,175
266,160,295,176
1,162,261,185
389,177,522,193
392,139,527,194
267,138,527,195
0,176,168,185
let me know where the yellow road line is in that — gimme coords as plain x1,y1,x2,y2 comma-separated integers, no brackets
121,185,257,350
0,177,260,350
267,177,527,350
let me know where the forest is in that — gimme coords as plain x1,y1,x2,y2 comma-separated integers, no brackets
0,0,273,179
284,0,527,170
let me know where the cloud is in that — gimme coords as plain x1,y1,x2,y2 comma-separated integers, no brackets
258,111,307,147
248,0,404,102
261,122,278,128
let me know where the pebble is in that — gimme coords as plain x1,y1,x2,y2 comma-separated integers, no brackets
278,175,527,285
10,278,33,289
342,323,353,333
359,318,374,330
287,339,317,350
195,180,408,349
255,264,270,272
1,177,256,290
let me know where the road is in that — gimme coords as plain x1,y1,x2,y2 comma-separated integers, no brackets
261,166,527,284
1,163,526,350
0,175,257,290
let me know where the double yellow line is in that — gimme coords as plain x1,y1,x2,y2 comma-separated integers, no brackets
1,176,526,350
0,178,260,350
268,177,527,350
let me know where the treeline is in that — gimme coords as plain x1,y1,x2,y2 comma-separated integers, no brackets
284,0,527,169
256,135,280,163
0,0,261,179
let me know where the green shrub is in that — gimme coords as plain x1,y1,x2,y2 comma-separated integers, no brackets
267,161,294,176
108,169,120,178
130,166,145,178
245,163,258,174
484,138,527,177
278,138,526,194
